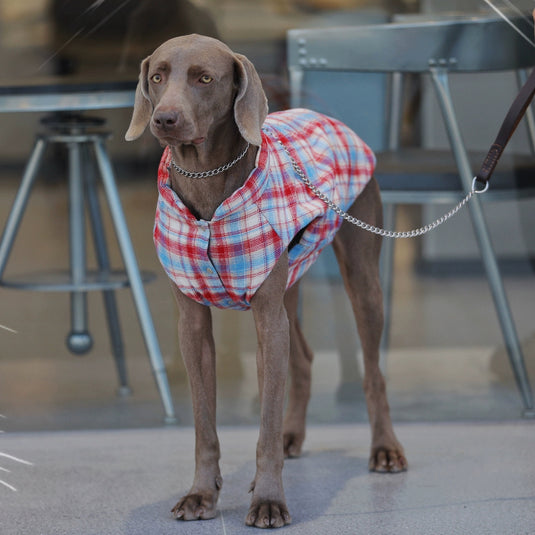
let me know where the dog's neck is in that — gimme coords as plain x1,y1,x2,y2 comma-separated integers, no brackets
168,124,259,221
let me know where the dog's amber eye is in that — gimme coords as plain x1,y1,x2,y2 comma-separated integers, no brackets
199,75,213,84
151,73,162,84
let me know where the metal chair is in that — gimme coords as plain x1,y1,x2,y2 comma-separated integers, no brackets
0,114,176,423
288,15,535,416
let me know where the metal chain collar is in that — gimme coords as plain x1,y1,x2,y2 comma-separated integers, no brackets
170,142,250,179
276,138,489,239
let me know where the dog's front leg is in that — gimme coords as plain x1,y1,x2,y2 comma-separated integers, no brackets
246,252,292,529
170,285,222,521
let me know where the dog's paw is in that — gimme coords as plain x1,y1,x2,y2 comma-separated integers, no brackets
245,500,292,529
171,492,218,521
283,430,305,458
368,445,408,473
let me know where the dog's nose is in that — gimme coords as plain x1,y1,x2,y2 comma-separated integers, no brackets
153,111,179,130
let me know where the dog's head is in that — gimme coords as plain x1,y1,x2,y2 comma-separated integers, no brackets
125,34,268,147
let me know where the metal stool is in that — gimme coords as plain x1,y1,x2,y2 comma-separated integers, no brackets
0,114,176,423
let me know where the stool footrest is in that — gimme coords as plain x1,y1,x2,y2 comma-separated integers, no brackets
0,269,156,292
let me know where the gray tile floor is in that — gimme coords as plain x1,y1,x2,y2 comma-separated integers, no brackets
2,424,534,535
1,168,534,534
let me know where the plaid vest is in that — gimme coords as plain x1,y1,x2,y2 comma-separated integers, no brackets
153,109,375,310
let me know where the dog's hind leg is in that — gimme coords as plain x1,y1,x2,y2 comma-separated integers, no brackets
283,281,314,458
332,177,407,473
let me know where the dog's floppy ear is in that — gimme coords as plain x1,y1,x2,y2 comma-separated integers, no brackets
125,56,153,141
233,53,268,147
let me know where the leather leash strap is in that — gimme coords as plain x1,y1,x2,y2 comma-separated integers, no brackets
476,67,535,187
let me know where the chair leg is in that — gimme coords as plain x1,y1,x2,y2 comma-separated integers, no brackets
84,147,130,396
470,199,533,415
0,137,47,279
92,139,176,423
430,67,534,415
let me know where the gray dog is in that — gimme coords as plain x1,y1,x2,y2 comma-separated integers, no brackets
126,34,406,529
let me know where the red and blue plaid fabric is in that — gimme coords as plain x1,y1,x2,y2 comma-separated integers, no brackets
153,109,375,310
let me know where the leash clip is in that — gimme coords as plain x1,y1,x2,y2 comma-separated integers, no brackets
472,176,489,194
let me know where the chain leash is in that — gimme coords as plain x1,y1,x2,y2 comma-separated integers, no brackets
276,139,489,239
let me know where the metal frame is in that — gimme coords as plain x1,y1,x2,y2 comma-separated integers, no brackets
288,15,535,415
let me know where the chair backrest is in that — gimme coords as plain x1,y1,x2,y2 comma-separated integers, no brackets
288,15,535,153
288,15,535,76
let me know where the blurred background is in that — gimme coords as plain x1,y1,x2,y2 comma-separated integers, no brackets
1,0,534,432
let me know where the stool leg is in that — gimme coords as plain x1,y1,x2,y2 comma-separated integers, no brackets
430,67,534,416
92,139,176,423
66,140,93,355
0,138,47,278
84,147,130,395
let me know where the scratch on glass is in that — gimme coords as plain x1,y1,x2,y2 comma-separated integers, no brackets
1,417,34,492
83,0,108,15
0,324,18,334
481,0,535,47
38,0,135,71
500,0,535,23
84,0,134,38
38,28,85,71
